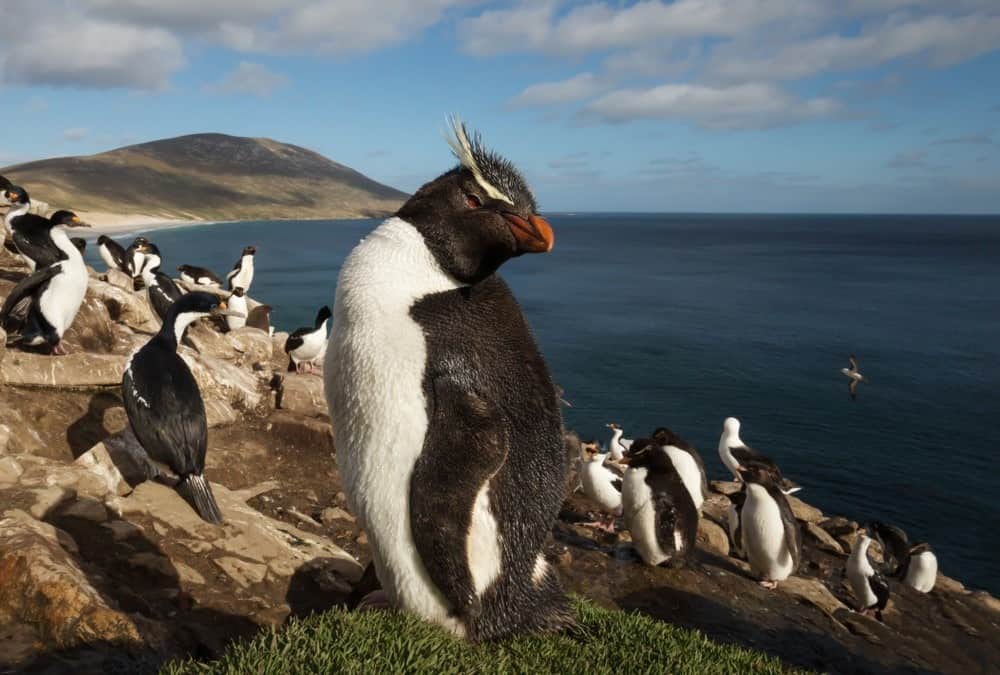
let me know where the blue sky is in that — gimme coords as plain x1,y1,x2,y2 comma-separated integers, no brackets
1,1,999,213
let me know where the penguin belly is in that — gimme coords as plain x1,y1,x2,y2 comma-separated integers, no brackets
847,555,878,608
326,218,464,634
905,552,937,593
742,486,794,581
38,259,86,338
622,468,669,566
664,446,703,511
231,258,253,290
292,326,327,364
581,462,622,515
226,295,247,331
99,245,117,271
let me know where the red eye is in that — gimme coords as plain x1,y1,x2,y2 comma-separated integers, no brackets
465,193,482,208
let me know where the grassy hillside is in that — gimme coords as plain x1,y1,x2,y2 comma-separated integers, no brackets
162,600,804,674
1,133,408,221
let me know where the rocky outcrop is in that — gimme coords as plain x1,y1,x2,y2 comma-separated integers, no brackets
1,352,127,389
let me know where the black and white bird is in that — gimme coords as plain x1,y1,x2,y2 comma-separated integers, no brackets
620,437,699,567
137,242,184,323
177,264,223,287
325,118,567,642
71,237,86,255
718,417,797,490
285,306,330,373
605,422,632,461
727,487,747,558
738,465,801,589
225,287,248,331
847,527,891,620
2,184,30,238
841,354,866,401
869,521,937,593
0,204,91,354
97,235,128,272
3,187,89,271
122,292,243,524
226,245,256,291
579,444,622,532
125,236,148,279
651,426,708,513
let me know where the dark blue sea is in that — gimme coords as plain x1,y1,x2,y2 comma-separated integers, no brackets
86,213,1000,594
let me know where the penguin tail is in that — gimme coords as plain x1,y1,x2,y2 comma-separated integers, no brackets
178,473,224,524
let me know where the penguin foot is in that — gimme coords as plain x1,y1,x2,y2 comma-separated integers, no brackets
759,580,778,590
51,341,69,356
355,590,392,612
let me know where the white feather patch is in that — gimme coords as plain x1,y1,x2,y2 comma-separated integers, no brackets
468,483,503,596
445,116,514,206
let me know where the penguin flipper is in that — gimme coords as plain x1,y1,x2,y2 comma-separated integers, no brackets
410,376,507,626
871,570,891,615
774,488,802,572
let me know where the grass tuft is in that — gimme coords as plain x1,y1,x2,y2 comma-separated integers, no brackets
162,599,806,674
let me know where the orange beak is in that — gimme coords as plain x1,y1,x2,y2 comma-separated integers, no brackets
502,213,554,254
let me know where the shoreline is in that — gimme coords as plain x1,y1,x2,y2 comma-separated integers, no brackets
77,211,212,237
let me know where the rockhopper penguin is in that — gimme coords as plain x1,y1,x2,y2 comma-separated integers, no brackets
177,264,223,287
137,242,184,323
227,245,256,291
97,235,128,273
651,426,708,513
620,437,699,567
325,118,567,642
122,292,244,524
738,464,801,589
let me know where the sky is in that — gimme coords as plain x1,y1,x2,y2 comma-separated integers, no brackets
1,1,999,214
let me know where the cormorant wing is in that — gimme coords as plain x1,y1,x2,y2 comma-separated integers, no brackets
0,264,61,321
12,213,64,268
123,346,208,477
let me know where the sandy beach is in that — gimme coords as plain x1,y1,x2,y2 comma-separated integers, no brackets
76,210,212,236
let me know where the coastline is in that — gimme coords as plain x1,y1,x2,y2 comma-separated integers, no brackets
76,210,212,237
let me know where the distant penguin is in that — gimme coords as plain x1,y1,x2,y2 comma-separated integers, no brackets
71,237,86,254
125,236,148,279
841,354,865,401
605,422,632,461
620,438,699,567
97,235,128,272
285,306,330,373
651,427,708,512
245,304,273,334
901,542,937,593
225,287,248,331
0,205,91,354
869,521,911,577
728,487,746,558
579,444,622,532
847,528,891,619
177,264,223,287
739,465,801,589
226,245,256,291
138,244,184,323
325,119,568,641
122,292,242,524
718,417,790,485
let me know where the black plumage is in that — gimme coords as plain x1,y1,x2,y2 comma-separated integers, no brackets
97,235,128,272
122,292,237,524
652,426,709,504
71,237,86,254
177,264,223,287
870,521,911,577
621,438,699,566
124,237,148,277
0,265,61,347
284,305,331,372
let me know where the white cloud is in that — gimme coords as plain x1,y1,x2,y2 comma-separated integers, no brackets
63,128,89,141
510,73,603,107
204,62,288,97
583,82,839,130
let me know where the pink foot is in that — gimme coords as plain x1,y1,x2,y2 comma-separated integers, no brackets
356,590,392,611
51,341,69,355
759,580,778,590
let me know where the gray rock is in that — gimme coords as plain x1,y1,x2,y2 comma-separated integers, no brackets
804,521,844,555
0,456,25,484
60,498,109,523
320,507,355,525
1,351,127,389
280,374,327,417
697,518,730,557
214,556,268,588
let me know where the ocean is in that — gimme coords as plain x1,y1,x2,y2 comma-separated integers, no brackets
86,213,1000,594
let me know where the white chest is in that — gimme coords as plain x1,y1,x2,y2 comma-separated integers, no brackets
742,485,793,580
581,460,622,513
291,322,328,362
231,256,254,289
665,446,703,511
847,545,877,607
622,468,669,566
905,551,938,593
98,244,117,270
324,217,463,629
226,295,247,331
39,231,87,336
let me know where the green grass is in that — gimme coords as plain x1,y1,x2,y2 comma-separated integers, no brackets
162,599,805,674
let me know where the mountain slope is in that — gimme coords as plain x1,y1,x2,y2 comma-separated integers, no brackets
1,133,408,221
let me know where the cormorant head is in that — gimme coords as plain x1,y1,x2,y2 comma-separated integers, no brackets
49,210,91,229
231,287,245,298
396,118,554,284
242,245,256,256
167,292,246,342
605,422,621,431
3,185,29,205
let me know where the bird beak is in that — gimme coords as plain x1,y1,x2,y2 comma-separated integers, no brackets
502,212,554,254
69,215,92,228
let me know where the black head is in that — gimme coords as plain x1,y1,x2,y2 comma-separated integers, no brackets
130,236,148,247
71,237,87,253
139,241,161,256
242,245,256,256
396,119,554,284
738,464,778,487
231,287,245,298
3,185,28,205
97,235,115,245
315,305,332,327
620,437,671,472
651,426,693,450
0,174,11,191
49,210,91,229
